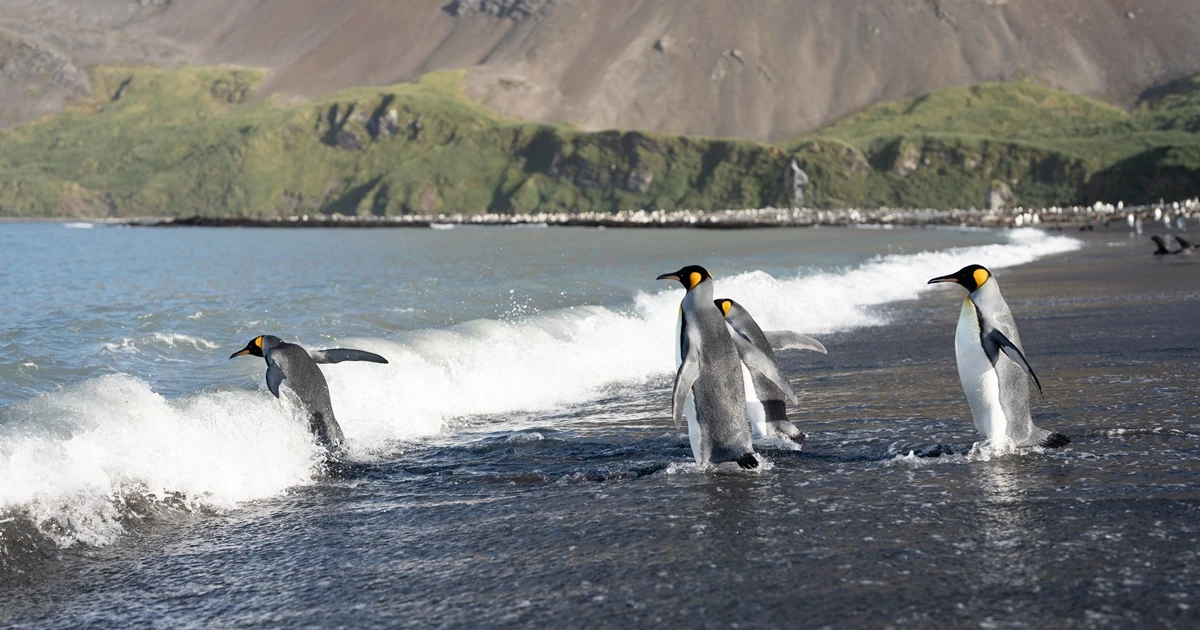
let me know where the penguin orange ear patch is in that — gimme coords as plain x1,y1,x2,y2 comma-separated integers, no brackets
972,268,990,288
254,336,263,349
688,271,702,289
719,300,732,316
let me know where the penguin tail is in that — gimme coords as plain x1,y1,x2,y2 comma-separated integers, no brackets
1041,432,1071,448
735,453,759,470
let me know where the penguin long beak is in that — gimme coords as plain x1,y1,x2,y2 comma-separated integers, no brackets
229,347,252,359
927,274,959,285
657,273,680,282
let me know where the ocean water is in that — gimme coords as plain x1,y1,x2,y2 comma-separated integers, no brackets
1,222,1196,627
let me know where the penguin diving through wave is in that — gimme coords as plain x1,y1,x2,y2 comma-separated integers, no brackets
230,335,388,450
716,298,826,446
927,265,1069,450
657,265,799,469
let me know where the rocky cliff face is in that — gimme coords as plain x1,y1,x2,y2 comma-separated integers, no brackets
1,0,1199,141
0,32,89,126
444,0,554,19
0,0,185,126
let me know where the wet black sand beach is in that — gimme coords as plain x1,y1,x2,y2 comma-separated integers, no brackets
2,228,1198,628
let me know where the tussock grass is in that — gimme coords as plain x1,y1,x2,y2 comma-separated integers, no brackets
0,68,1196,217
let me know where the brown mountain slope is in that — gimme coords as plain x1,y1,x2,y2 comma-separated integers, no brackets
1,0,1199,140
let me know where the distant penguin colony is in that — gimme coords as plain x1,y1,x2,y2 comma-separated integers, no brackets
927,266,1069,449
230,335,388,449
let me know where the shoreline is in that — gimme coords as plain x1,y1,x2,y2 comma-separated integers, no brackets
95,199,1200,230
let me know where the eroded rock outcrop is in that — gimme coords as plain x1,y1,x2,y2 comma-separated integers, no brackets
445,0,554,19
0,32,90,126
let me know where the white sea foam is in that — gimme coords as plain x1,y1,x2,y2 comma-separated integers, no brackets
0,229,1080,548
150,333,219,349
0,374,323,547
101,333,218,355
679,228,1082,335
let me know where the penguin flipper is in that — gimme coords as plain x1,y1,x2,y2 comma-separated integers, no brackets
983,329,1044,396
726,322,799,405
672,349,701,430
265,362,286,398
764,331,827,354
309,349,389,364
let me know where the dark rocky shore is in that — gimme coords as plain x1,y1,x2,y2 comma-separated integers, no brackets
133,199,1200,230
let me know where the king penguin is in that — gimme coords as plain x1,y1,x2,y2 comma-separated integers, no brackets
230,335,388,449
657,265,799,468
716,298,826,445
927,266,1069,449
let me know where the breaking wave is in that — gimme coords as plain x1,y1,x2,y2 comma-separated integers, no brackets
0,229,1080,555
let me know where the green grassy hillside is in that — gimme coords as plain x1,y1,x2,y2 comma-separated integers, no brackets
0,67,1196,217
809,78,1200,208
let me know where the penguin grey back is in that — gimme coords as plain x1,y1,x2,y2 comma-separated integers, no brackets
681,280,755,464
266,339,345,448
719,300,789,423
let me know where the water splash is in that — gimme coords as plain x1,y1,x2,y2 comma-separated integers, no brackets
0,229,1081,553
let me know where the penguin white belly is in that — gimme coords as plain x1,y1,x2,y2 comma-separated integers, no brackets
676,310,705,464
684,394,703,464
741,363,769,438
955,299,1009,446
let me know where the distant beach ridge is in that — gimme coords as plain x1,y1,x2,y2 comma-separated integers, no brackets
131,199,1200,230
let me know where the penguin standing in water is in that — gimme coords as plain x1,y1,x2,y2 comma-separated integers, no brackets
230,335,388,449
716,298,826,445
927,266,1069,449
657,265,798,468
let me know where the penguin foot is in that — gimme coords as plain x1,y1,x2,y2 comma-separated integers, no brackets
1040,432,1071,448
789,432,808,448
735,453,760,469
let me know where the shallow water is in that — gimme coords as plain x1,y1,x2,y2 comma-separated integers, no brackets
2,223,1198,627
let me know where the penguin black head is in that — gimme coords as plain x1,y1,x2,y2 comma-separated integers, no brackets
928,264,992,292
714,299,734,316
657,265,711,290
230,335,268,359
